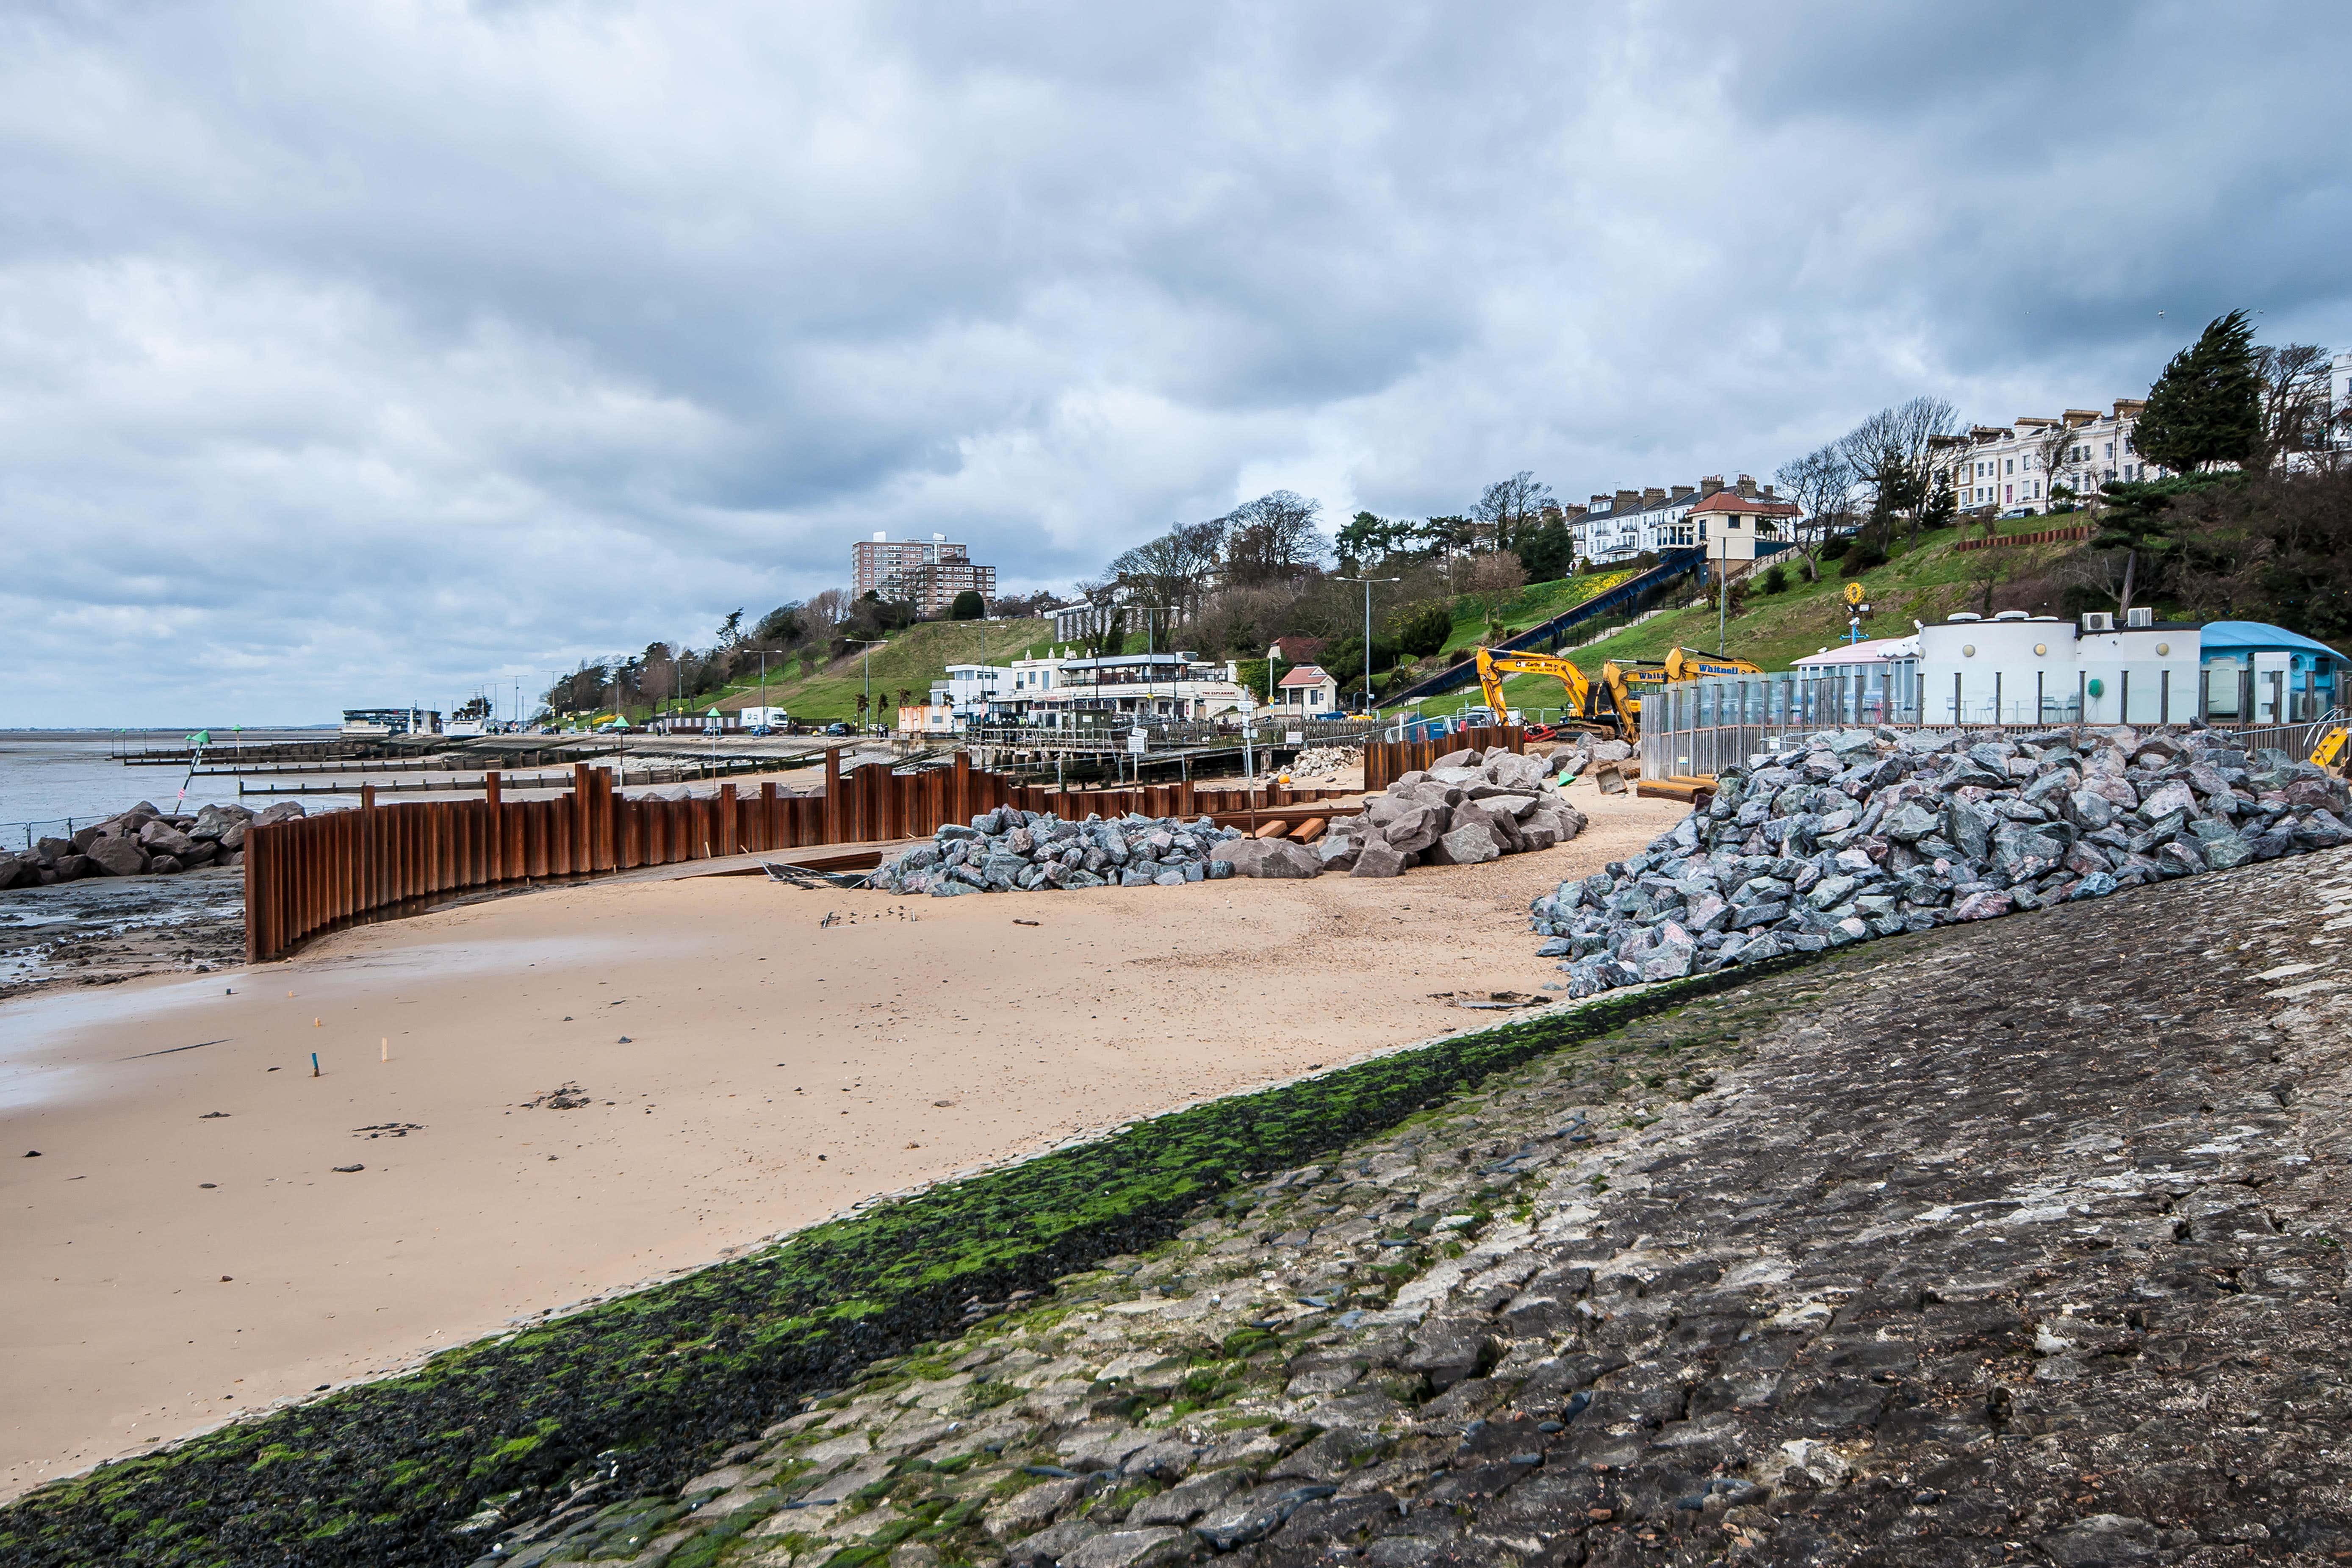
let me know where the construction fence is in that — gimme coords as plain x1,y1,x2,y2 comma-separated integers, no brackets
241,748,1399,963
1643,711,2338,783
1361,725,1525,792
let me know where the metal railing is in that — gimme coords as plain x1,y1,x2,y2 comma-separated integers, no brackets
1641,668,2343,780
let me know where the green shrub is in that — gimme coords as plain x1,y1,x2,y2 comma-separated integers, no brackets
1390,601,1452,658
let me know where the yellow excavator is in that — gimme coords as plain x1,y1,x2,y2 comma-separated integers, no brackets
1662,647,1765,683
1472,648,1643,739
1474,645,1765,741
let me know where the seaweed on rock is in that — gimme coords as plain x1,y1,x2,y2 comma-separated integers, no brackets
0,957,1807,1568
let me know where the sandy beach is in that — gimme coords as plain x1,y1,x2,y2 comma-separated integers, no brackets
0,783,1683,1500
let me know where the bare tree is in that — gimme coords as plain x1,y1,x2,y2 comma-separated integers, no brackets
1472,472,1554,554
1837,395,1959,549
806,587,853,631
1460,552,1527,643
1223,491,1326,587
1110,518,1227,630
2031,419,2078,511
1773,445,1855,582
1961,546,2012,618
2052,546,2136,614
2252,342,2333,472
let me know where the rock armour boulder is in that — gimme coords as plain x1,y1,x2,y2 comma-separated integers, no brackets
1533,722,2351,997
1316,748,1586,875
83,835,149,877
872,809,1249,895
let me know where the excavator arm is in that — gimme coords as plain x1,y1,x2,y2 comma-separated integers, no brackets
1661,646,1764,681
1473,647,1633,739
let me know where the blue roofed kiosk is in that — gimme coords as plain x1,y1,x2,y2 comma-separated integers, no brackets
2197,621,2344,726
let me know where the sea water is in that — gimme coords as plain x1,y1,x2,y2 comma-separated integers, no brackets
0,731,353,849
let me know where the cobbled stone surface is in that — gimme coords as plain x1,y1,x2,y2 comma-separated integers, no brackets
473,846,2352,1568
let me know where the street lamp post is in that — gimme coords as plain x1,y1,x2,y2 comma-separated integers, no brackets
1336,575,1400,714
1136,604,1173,726
853,640,887,733
1714,536,1729,656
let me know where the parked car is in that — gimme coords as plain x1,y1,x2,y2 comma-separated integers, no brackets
823,721,853,737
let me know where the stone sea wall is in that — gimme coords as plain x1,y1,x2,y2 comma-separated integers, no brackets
455,844,2352,1568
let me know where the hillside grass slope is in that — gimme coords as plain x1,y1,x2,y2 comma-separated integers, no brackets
1458,526,2088,719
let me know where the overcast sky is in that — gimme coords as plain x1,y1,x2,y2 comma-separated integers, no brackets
4,0,2347,726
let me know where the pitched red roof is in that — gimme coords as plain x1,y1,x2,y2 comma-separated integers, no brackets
1688,491,1800,517
1277,664,1332,687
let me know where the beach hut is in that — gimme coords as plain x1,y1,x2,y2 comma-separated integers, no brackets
2197,621,2343,724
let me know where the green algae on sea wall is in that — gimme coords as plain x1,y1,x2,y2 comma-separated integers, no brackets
0,956,1810,1568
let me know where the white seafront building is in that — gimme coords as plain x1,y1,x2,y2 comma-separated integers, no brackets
899,649,1252,732
1653,609,2208,736
1784,609,2201,727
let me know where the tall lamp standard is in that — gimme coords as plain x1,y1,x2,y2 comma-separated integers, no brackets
1336,575,1400,714
1135,604,1174,723
852,640,887,733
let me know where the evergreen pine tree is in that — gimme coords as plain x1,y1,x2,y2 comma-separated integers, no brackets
2135,309,2261,474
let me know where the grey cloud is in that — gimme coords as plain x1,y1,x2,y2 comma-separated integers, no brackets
0,0,2346,725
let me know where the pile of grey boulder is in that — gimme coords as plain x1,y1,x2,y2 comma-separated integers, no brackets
871,745,1591,894
1305,745,1587,878
1532,723,2349,997
0,800,302,890
1553,733,1640,792
870,808,1251,895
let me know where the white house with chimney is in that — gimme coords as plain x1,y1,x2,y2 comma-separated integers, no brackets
1931,400,2166,516
1570,475,1791,565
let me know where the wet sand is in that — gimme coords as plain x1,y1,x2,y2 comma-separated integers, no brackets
0,784,1685,1499
0,867,245,1001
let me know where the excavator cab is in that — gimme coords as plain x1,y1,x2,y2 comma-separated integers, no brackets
1598,660,1666,735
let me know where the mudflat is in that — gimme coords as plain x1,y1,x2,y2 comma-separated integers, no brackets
0,786,1684,1498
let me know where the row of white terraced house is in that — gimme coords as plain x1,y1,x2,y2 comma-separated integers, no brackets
1937,352,2352,515
1567,474,1803,565
1929,399,2166,515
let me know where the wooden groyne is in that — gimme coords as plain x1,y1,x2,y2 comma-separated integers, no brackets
241,730,1518,963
